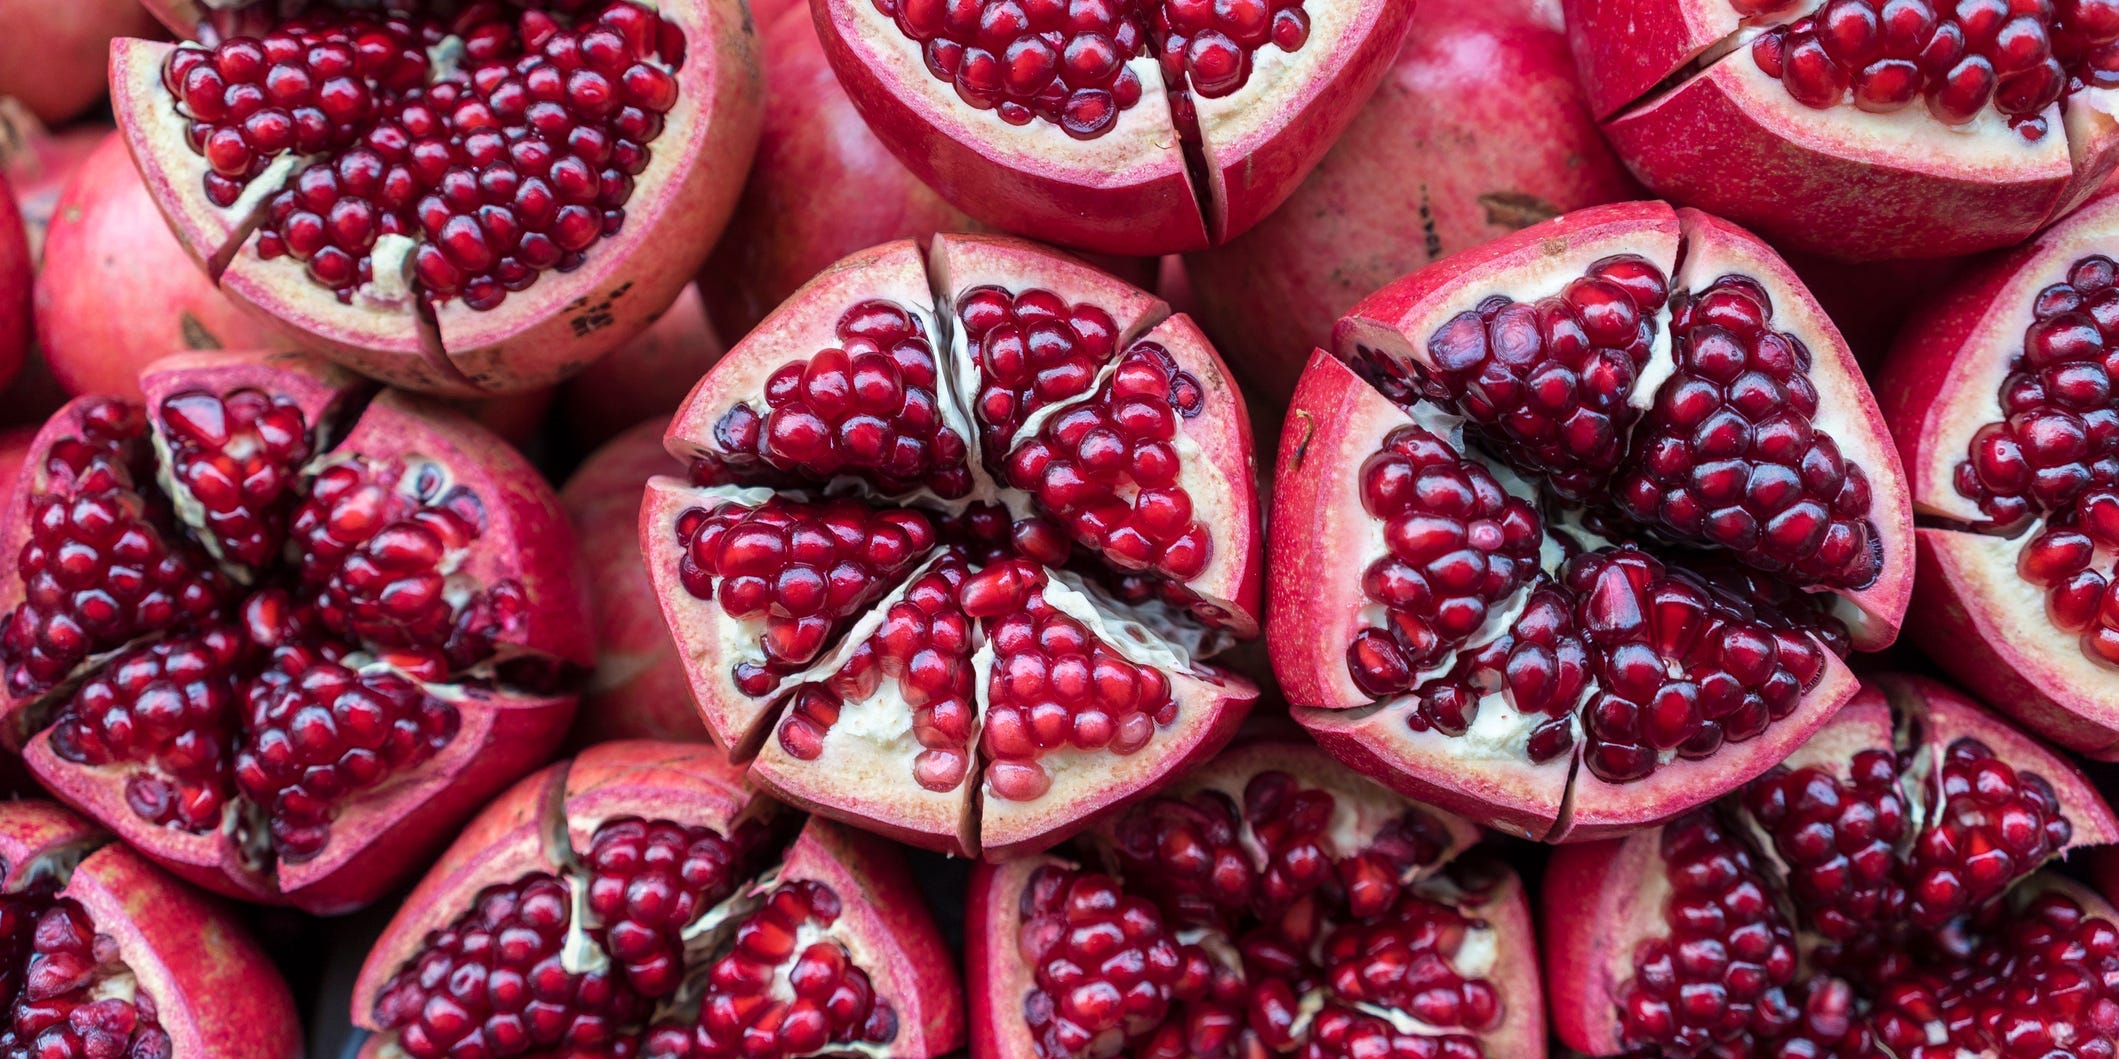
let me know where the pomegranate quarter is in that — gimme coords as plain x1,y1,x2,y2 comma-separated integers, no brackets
1882,191,2119,761
1272,201,1914,841
969,741,1547,1059
808,0,1414,255
0,352,589,914
642,234,1261,859
110,0,763,396
352,741,965,1059
0,800,301,1059
1568,0,2119,262
1546,675,2119,1057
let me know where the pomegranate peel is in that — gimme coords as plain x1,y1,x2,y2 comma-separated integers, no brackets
109,0,764,396
352,739,967,1059
1274,200,1913,841
645,233,1261,857
0,172,28,396
810,0,1414,255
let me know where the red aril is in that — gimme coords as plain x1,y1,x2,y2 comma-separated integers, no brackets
970,740,1546,1059
810,0,1415,255
0,351,589,913
1274,201,1914,840
1547,674,2119,1057
352,741,965,1059
109,0,763,395
644,234,1261,857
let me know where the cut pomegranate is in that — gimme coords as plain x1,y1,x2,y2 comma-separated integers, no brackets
108,0,763,396
351,741,965,1059
1569,0,2119,262
1184,0,1643,405
1546,674,2119,1057
644,234,1261,857
1273,201,1913,841
810,0,1414,254
970,740,1545,1059
0,799,300,1059
1880,192,2119,759
0,351,589,913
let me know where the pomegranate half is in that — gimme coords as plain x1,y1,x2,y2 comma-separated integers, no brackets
1546,674,2119,1056
1879,191,2119,760
352,739,965,1059
1272,200,1914,841
0,351,589,914
809,0,1414,255
643,233,1261,858
110,0,763,396
0,798,301,1058
1568,0,2119,261
970,739,1546,1059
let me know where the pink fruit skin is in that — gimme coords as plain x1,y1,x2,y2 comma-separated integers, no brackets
0,426,30,513
560,419,710,745
0,0,161,124
561,284,724,449
33,132,288,402
0,110,108,257
0,171,27,394
1185,0,1642,403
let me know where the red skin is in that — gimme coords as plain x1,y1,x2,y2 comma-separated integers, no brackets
1782,251,1970,372
560,283,724,448
1183,0,1641,404
0,171,27,395
0,109,108,256
0,0,162,124
33,133,288,402
0,425,31,514
560,418,710,745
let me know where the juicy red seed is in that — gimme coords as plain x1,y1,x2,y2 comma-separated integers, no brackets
582,816,760,999
49,627,247,835
958,284,1119,454
1740,750,1910,967
156,388,316,570
0,893,173,1059
162,2,687,309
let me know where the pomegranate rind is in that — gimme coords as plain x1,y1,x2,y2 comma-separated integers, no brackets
0,172,27,393
555,739,760,854
1565,0,1742,121
109,2,765,397
925,231,1171,359
776,818,967,1056
638,476,785,754
1880,192,2119,757
965,854,1062,1059
749,720,979,857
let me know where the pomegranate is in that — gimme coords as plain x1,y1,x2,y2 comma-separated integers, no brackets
34,132,291,403
1879,191,2119,759
0,799,302,1058
109,0,763,396
643,233,1262,857
970,740,1545,1059
562,418,708,744
0,104,108,256
0,0,163,124
1546,674,2119,1057
1784,250,1970,370
1568,0,2119,262
0,172,26,396
810,0,1416,255
1272,200,1914,841
560,283,725,448
1184,0,1642,405
0,351,590,914
351,740,965,1059
0,427,31,514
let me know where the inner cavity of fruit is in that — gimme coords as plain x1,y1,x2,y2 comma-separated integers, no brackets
1956,253,2119,667
372,815,901,1059
869,0,1312,139
1011,769,1502,1058
1614,726,2105,1056
159,1,687,310
2,387,536,864
0,888,171,1059
1741,0,2119,140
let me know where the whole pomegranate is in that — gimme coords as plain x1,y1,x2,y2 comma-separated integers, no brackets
971,740,1546,1059
352,740,965,1059
1880,191,2119,759
1272,201,1914,840
562,418,707,744
0,105,108,255
110,0,764,395
0,799,301,1058
0,172,27,395
0,351,590,913
810,0,1415,255
1184,0,1642,404
560,283,725,448
0,0,163,124
1547,674,2119,1057
1569,0,2119,261
34,132,291,403
643,233,1262,857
